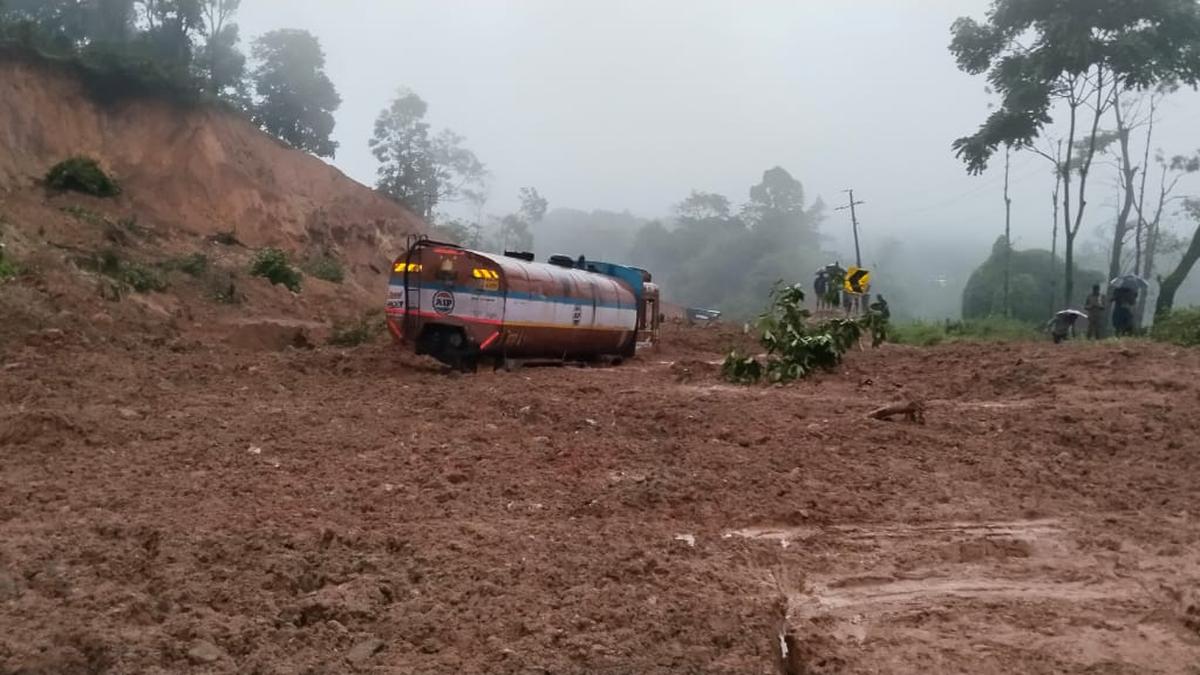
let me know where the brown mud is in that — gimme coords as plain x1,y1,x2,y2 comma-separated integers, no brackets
2,327,1199,674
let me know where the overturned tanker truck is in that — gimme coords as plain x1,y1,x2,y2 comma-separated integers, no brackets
386,237,661,370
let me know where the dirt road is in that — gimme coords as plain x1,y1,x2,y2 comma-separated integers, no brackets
2,327,1199,674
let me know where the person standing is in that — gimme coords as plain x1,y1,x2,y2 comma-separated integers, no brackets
1084,284,1105,340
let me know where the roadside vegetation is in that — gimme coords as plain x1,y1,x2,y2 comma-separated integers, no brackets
891,317,1040,347
45,157,121,197
250,247,302,292
1150,308,1200,347
722,284,876,384
329,311,385,347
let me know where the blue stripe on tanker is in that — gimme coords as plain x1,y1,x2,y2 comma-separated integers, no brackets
387,284,635,311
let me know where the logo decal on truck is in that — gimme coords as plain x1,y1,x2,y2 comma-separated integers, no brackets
432,290,455,314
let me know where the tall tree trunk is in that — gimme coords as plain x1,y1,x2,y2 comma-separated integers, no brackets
1156,220,1200,318
1066,69,1110,308
1003,146,1012,316
1049,141,1062,314
1109,94,1138,283
1061,94,1079,309
1135,96,1156,276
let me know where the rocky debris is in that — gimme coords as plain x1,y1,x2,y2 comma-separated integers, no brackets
345,638,385,666
867,399,926,424
187,640,227,665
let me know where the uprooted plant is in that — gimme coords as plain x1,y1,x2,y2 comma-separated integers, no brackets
722,283,870,384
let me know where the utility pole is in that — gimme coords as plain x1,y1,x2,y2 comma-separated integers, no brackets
836,189,865,268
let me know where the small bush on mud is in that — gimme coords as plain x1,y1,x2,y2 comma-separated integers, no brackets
77,249,167,294
330,312,385,347
1151,308,1200,347
164,253,209,277
722,283,865,384
212,230,241,246
305,255,345,284
0,244,19,282
250,248,302,292
45,157,121,197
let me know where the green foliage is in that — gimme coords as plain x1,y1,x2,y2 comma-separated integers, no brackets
0,242,18,281
370,89,486,219
165,252,209,277
251,29,340,158
891,317,1040,346
949,0,1200,174
78,248,167,294
1150,308,1200,347
1,0,249,106
962,237,1104,322
250,247,301,292
329,311,384,347
722,283,866,385
45,157,120,197
304,254,344,284
720,349,762,384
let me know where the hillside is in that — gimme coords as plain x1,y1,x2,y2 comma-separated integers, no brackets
0,54,426,348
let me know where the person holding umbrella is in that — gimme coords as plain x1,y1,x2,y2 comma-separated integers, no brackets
1046,309,1086,344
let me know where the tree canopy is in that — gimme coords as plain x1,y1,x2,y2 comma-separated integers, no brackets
250,29,340,158
370,88,485,219
950,0,1200,173
1,1,342,158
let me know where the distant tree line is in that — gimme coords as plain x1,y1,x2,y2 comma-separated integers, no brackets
629,166,827,317
0,0,342,158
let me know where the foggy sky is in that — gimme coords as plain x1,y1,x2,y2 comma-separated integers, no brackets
238,0,1200,266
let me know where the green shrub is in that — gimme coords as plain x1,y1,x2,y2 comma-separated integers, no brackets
305,255,344,284
250,248,302,292
164,253,209,277
121,262,167,293
0,245,18,281
1151,308,1200,347
722,283,868,384
45,157,120,197
329,312,384,347
77,249,166,294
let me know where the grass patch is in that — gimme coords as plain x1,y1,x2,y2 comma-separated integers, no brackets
163,253,209,277
891,317,1040,346
76,249,167,295
0,246,18,281
304,254,345,284
329,311,384,347
45,157,120,197
250,248,302,292
1150,308,1200,347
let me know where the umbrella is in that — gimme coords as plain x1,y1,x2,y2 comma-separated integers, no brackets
1109,275,1148,291
1053,309,1089,325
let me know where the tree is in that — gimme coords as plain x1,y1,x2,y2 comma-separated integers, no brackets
963,236,1104,324
370,90,436,216
949,0,1200,307
250,29,340,158
137,0,204,77
518,187,548,224
197,0,245,102
493,187,547,252
1154,155,1200,316
370,89,486,219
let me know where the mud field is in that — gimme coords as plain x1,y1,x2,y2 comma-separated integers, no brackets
2,325,1199,674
